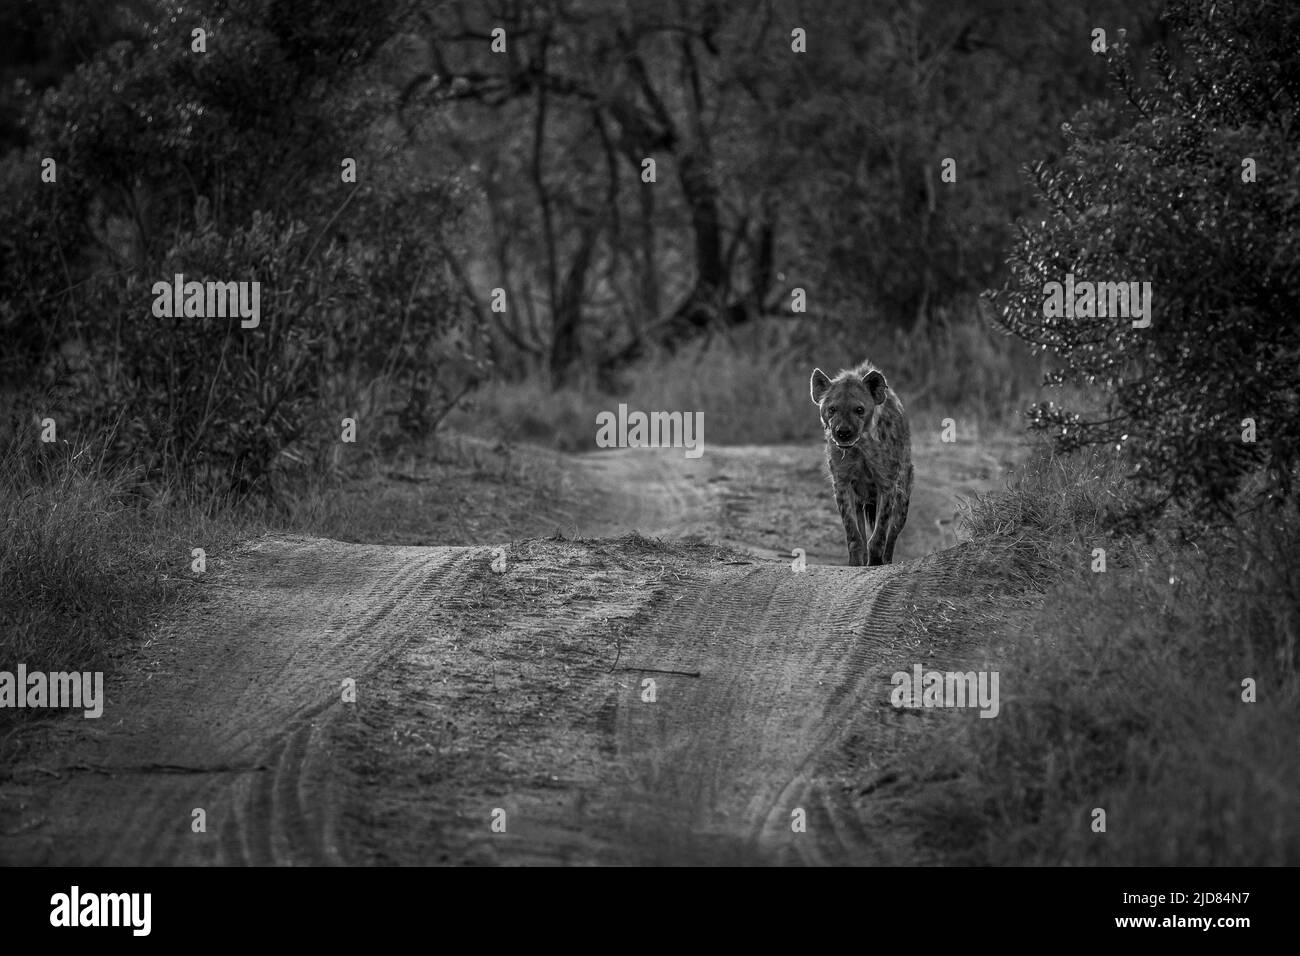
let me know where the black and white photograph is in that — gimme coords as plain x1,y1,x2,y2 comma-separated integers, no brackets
0,0,1293,927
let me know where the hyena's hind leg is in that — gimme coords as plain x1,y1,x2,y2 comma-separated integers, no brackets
836,486,868,566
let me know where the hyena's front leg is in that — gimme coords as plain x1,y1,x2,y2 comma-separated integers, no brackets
836,485,868,566
882,463,914,564
862,488,883,566
865,483,890,566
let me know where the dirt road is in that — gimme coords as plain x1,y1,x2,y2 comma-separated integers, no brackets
0,435,1018,865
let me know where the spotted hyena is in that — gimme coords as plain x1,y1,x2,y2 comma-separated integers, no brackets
810,361,913,566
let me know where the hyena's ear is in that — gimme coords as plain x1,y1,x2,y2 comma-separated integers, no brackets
810,368,832,405
864,369,889,405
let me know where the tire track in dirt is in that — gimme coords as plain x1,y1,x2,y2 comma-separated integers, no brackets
574,449,716,541
0,538,482,865
605,557,960,864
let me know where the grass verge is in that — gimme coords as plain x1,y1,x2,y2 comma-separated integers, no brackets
894,444,1300,864
0,429,263,729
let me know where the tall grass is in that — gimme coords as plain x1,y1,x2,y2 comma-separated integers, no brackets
448,310,1046,450
0,424,258,710
903,446,1300,864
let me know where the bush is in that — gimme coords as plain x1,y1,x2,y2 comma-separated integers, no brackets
0,0,483,494
92,212,364,493
991,0,1300,516
40,197,480,496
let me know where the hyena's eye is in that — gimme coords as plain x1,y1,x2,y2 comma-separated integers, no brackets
855,405,865,415
827,405,836,414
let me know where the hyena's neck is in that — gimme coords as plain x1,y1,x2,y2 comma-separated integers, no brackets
864,407,891,443
826,438,888,485
868,397,907,443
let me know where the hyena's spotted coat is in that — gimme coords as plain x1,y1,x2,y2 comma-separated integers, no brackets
810,361,913,566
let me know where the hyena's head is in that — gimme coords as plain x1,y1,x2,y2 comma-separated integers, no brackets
810,365,889,448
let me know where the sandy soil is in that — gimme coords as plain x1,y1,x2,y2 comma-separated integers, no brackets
0,432,1023,865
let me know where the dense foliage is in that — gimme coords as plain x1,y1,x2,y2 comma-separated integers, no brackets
0,1,478,494
993,0,1300,514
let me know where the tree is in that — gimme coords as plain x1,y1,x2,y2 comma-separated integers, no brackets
413,0,1162,385
992,0,1300,514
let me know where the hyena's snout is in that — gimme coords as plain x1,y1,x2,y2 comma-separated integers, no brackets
826,414,864,446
